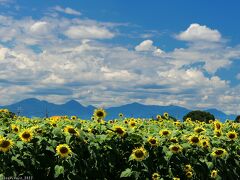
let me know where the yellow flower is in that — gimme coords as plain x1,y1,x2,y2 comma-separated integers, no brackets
56,144,72,158
188,135,200,146
113,126,126,137
71,116,77,120
11,124,20,133
214,121,222,130
200,139,210,149
194,127,205,134
210,170,218,179
159,129,171,136
169,144,183,154
163,112,169,119
226,131,238,140
147,137,159,147
169,137,178,143
93,108,107,119
0,138,14,152
124,119,128,124
152,172,160,180
184,164,192,172
173,178,180,180
214,130,222,137
174,121,182,127
119,113,124,118
186,171,193,178
64,125,79,136
129,120,137,128
156,115,162,121
19,129,33,142
185,117,192,122
131,147,148,161
211,148,228,158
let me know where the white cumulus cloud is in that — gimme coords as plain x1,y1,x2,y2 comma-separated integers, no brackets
64,25,115,39
54,6,81,16
176,23,221,42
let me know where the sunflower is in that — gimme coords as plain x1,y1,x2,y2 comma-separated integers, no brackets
210,170,218,179
169,137,178,143
200,139,210,149
169,144,183,154
188,135,200,146
11,124,20,133
226,131,238,140
19,129,33,142
119,113,124,118
208,120,213,124
214,130,222,137
152,172,160,180
148,137,158,147
64,125,79,136
163,112,169,119
129,120,137,128
156,115,162,121
211,148,228,158
71,116,77,120
124,119,128,124
184,164,192,172
114,126,126,137
56,144,72,158
185,117,192,122
186,171,193,178
131,147,148,161
93,108,107,119
194,127,205,134
214,121,222,130
0,138,14,152
173,178,180,180
159,129,171,136
91,116,95,121
108,120,114,124
174,121,181,127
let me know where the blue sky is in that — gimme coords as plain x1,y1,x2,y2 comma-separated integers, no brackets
0,0,240,114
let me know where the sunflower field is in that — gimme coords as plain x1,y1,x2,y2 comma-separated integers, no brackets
0,108,239,180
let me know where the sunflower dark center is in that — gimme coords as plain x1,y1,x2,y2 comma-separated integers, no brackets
215,149,224,155
22,132,30,139
170,139,177,143
115,128,124,134
191,137,199,143
97,111,104,117
135,150,144,158
172,146,179,151
60,147,69,154
130,122,136,126
163,131,169,135
150,139,156,144
196,128,204,133
216,124,221,129
1,140,10,148
14,128,18,132
228,133,236,139
68,128,76,134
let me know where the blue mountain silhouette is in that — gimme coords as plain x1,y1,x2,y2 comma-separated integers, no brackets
0,98,236,121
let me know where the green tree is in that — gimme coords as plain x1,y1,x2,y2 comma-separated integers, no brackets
235,115,240,123
183,110,215,123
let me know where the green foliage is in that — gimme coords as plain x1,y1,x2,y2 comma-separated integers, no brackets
0,110,239,179
183,110,215,123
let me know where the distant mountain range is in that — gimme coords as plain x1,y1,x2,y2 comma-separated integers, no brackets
0,98,237,121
